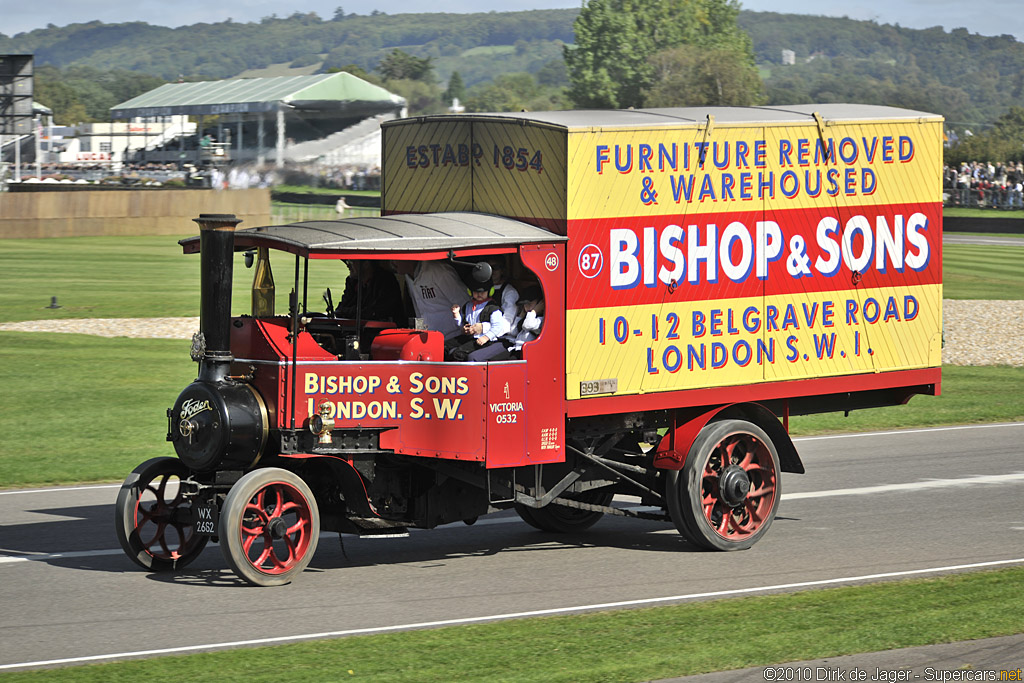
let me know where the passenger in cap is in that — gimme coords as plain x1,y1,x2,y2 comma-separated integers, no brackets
462,283,544,362
445,279,510,361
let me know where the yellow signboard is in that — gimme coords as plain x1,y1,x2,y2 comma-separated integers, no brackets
381,108,944,401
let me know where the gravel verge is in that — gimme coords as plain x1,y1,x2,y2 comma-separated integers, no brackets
942,300,1024,367
0,317,200,340
0,301,1021,366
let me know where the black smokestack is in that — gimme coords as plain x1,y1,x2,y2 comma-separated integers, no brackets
193,214,241,381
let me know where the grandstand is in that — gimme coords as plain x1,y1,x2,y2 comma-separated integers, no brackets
110,72,406,169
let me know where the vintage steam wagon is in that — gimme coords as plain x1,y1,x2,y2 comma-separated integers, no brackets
115,105,943,585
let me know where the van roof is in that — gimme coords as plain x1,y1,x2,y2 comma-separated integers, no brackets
386,104,943,130
180,212,566,258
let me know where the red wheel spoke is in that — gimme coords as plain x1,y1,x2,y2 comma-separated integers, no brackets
155,523,172,555
170,522,192,546
137,502,158,524
154,476,169,500
279,500,302,516
254,541,275,568
280,535,299,566
243,502,270,523
703,459,718,476
747,484,775,500
166,477,186,507
241,526,263,554
719,443,732,468
155,475,184,508
142,489,168,513
746,500,764,523
268,487,285,517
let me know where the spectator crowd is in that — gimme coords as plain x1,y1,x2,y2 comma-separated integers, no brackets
944,161,1024,210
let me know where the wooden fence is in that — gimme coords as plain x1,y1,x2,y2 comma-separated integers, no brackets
0,188,272,238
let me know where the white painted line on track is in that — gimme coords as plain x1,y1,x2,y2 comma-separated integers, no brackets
784,472,1024,500
0,549,124,564
0,483,119,496
793,421,1024,442
2,557,1022,672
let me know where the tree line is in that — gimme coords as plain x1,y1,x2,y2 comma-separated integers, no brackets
5,3,1024,160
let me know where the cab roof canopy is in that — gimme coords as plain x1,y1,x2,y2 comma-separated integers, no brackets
180,212,566,258
111,72,405,119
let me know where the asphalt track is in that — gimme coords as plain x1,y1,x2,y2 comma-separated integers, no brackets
1,422,1023,673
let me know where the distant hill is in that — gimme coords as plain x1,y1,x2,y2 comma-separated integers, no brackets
4,9,1023,128
739,11,1024,126
0,11,577,85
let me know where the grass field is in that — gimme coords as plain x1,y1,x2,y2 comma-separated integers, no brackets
2,566,1022,681
273,185,382,197
2,236,1021,325
0,234,345,324
943,243,1024,299
943,206,1024,219
272,203,379,224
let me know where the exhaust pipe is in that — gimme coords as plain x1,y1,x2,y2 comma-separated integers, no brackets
193,213,241,382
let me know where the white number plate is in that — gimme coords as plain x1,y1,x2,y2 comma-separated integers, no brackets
579,378,618,396
193,502,218,535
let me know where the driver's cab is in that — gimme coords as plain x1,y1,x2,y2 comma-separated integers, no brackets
185,213,568,468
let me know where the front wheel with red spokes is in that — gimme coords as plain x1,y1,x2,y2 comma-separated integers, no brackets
665,419,780,551
115,457,208,571
219,468,320,586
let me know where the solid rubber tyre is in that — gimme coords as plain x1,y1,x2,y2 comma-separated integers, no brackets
115,457,208,571
665,419,780,551
514,489,614,533
513,502,546,530
219,468,320,586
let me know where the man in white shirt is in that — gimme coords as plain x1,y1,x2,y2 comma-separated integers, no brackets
392,260,469,337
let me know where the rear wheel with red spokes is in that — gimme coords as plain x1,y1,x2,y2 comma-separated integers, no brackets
219,468,320,586
665,419,780,551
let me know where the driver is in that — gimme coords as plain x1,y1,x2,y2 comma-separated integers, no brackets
336,260,405,325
